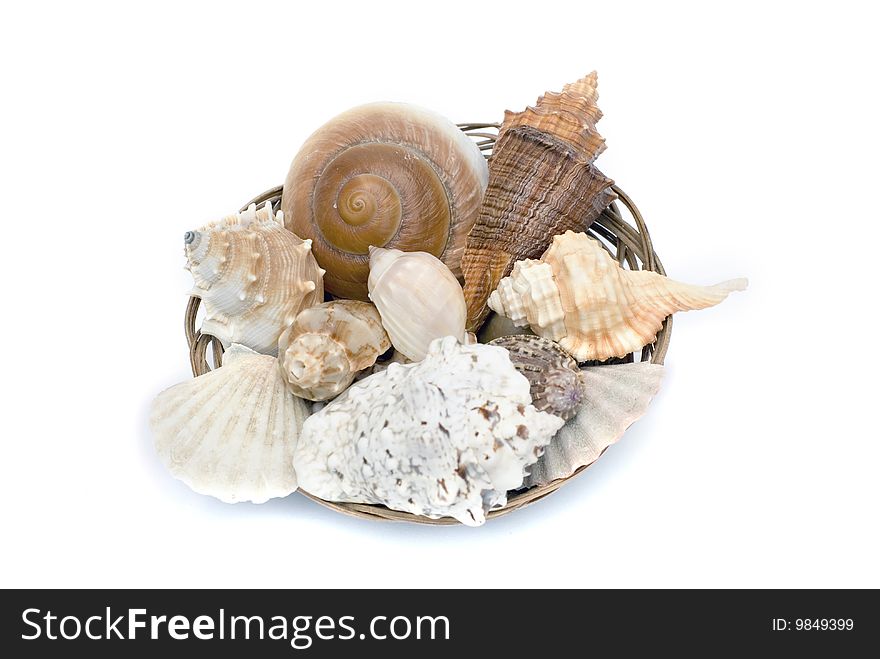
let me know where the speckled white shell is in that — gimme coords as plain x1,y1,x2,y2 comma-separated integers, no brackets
185,202,325,355
293,336,564,526
150,345,309,503
524,362,664,487
489,231,747,361
367,247,467,361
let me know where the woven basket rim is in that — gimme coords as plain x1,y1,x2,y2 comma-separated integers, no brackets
183,123,671,525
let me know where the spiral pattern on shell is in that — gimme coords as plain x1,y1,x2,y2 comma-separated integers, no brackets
282,103,488,300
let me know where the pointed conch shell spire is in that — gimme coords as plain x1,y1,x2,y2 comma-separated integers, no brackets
489,231,747,361
461,72,617,330
184,202,324,355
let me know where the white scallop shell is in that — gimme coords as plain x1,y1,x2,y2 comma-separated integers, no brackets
293,337,564,526
524,362,664,487
150,344,308,503
367,247,467,361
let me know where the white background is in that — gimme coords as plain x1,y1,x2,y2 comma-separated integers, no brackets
1,1,877,588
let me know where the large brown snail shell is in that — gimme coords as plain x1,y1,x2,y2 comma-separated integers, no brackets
281,103,488,300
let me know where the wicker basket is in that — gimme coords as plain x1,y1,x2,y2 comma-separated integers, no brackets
184,123,671,524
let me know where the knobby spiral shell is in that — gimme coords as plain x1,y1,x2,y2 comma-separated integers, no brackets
185,202,324,356
277,300,391,401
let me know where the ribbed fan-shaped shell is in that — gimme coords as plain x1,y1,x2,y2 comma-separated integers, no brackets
282,103,488,300
150,345,309,503
461,72,617,329
489,231,748,361
525,362,664,487
185,202,324,356
277,300,390,401
293,337,564,526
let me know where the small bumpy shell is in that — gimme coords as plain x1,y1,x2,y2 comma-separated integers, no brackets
461,73,616,329
293,337,565,526
185,202,324,355
488,335,584,421
282,103,489,300
150,345,309,503
367,247,467,361
525,362,664,487
489,231,748,361
277,300,391,401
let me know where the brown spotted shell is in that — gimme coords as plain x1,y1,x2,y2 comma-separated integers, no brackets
489,335,584,421
461,72,617,330
281,103,488,300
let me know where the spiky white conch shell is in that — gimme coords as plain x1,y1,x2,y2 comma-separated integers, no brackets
277,300,391,401
524,362,664,487
367,247,467,361
150,345,309,503
293,336,565,526
185,202,325,356
488,231,748,361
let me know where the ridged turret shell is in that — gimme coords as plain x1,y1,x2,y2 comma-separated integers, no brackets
150,345,309,503
461,73,617,329
488,335,584,421
185,202,324,355
489,231,748,361
282,103,489,300
367,247,467,361
277,300,391,401
525,362,664,487
293,337,565,526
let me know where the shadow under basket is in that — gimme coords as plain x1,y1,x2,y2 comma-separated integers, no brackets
183,123,672,525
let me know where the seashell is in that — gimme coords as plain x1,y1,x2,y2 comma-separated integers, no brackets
367,247,467,361
489,231,748,361
461,73,617,329
488,335,583,421
150,344,309,503
277,300,391,401
185,202,324,356
524,362,664,488
282,103,489,301
293,337,565,526
476,312,536,344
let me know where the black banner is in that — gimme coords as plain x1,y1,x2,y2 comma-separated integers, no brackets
1,589,875,656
